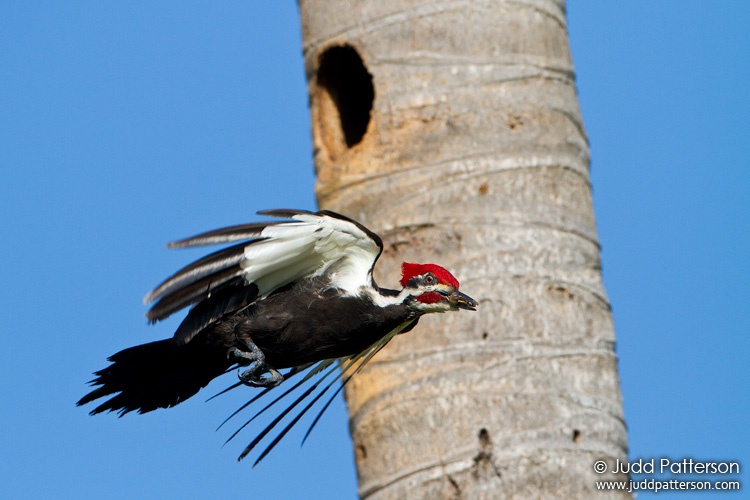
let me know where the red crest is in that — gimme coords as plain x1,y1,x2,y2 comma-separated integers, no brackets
400,263,460,289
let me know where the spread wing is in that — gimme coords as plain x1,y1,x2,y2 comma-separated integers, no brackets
143,209,383,344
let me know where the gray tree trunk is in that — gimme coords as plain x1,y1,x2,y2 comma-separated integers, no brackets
299,0,629,498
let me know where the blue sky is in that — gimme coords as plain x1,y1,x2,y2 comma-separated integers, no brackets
1,2,747,499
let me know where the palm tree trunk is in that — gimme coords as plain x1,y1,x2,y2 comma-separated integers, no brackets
299,0,629,497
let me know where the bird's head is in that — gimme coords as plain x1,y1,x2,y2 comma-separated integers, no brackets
400,262,477,313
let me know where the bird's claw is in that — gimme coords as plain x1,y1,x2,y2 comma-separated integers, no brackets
228,344,283,388
237,366,283,388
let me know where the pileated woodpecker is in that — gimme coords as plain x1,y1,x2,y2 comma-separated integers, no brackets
78,209,477,463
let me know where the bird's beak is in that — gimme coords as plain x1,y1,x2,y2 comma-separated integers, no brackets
449,290,478,311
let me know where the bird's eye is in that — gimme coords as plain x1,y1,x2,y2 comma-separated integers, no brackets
424,274,435,284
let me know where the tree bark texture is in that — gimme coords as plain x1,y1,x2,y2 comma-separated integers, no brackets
299,1,629,498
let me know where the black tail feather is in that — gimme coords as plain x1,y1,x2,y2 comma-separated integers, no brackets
78,337,231,416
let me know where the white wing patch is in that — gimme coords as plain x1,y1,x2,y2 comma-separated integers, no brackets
238,213,380,298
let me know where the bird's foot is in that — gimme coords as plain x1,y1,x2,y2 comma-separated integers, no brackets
228,343,283,388
238,365,283,387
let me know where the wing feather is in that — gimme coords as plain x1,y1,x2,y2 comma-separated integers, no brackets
146,270,246,323
173,282,259,345
144,210,383,327
167,222,274,248
144,241,252,306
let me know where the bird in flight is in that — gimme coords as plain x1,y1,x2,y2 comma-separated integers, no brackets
78,209,477,464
